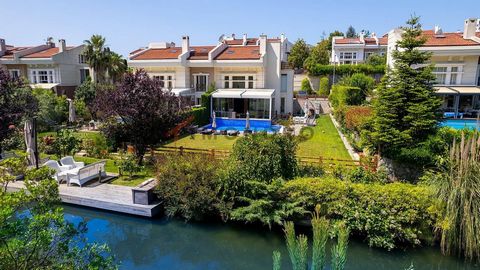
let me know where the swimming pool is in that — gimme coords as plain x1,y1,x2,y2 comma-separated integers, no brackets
204,118,282,133
441,119,480,130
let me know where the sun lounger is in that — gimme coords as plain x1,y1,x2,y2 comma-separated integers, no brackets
227,130,239,136
43,160,74,183
201,129,213,134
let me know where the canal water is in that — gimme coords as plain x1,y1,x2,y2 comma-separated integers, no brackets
63,205,478,270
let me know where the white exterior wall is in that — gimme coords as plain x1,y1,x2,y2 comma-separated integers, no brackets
430,55,479,86
264,41,281,115
51,45,88,86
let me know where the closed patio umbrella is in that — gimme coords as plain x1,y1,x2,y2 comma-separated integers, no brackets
67,98,76,123
212,111,217,129
24,119,38,167
245,111,250,130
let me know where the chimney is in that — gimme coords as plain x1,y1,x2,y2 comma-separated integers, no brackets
259,34,267,55
182,35,190,54
58,39,66,52
243,33,247,45
359,31,365,43
463,18,477,39
232,33,236,40
371,32,379,45
280,33,286,43
434,25,443,35
0,38,6,55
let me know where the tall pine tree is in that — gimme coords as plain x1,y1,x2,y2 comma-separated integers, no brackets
371,16,442,158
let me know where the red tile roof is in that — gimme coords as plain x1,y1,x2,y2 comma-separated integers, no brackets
130,47,182,60
334,37,387,45
215,46,261,60
422,30,480,46
225,38,258,45
0,46,32,59
1,45,75,59
188,46,215,60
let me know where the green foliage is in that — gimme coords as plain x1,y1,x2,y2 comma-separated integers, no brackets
33,88,68,132
318,77,330,96
73,99,92,121
0,165,117,270
75,77,95,105
346,26,357,38
424,132,480,262
116,151,143,177
329,85,363,109
155,153,229,221
52,129,81,158
331,223,349,270
300,78,313,94
284,222,308,270
0,129,24,151
304,40,330,68
82,133,110,159
288,39,310,69
308,63,385,77
312,207,329,270
344,106,373,133
190,106,209,126
338,73,375,98
229,179,306,228
272,250,281,270
365,54,386,66
283,177,439,249
369,16,442,159
297,163,325,178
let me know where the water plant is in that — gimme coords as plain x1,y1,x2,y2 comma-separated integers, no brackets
331,222,349,270
311,206,329,270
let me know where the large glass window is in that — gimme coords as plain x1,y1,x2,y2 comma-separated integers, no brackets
433,66,462,85
9,69,20,79
30,69,55,84
153,74,175,89
80,69,90,83
194,75,208,92
223,75,255,89
280,97,285,113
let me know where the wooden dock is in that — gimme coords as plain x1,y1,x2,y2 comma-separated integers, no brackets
7,181,163,217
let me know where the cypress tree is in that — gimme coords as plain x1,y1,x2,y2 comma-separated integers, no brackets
371,16,442,158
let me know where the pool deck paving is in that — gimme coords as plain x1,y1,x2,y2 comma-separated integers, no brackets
7,180,163,217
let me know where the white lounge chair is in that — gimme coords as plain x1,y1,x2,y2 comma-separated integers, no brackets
67,160,106,187
60,156,85,169
43,160,74,183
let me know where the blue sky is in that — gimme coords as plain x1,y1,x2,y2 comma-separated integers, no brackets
1,0,477,56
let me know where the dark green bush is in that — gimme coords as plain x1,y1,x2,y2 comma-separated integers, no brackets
329,85,363,109
283,177,439,250
318,77,330,96
308,64,385,77
300,78,313,94
32,88,68,132
51,129,81,158
189,106,209,126
155,153,229,221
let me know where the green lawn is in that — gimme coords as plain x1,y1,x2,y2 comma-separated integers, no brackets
39,131,103,141
162,134,238,151
297,115,351,159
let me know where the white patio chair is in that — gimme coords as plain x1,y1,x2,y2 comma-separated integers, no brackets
67,160,106,187
60,156,85,169
43,160,74,183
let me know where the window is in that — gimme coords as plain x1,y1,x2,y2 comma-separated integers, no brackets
281,74,288,92
339,52,358,64
80,69,90,83
194,74,208,92
433,66,462,85
30,69,55,84
153,74,175,89
78,54,87,64
223,75,256,89
9,69,20,79
280,97,285,113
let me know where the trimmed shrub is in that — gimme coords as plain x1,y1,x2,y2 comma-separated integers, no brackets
329,85,363,109
339,73,375,98
344,106,373,133
283,177,439,250
190,106,209,126
308,64,385,77
318,77,330,96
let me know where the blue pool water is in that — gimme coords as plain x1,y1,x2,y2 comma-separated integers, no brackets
441,119,480,130
205,118,282,133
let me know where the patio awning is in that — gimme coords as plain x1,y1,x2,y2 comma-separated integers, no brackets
241,89,275,99
435,86,480,95
212,89,275,99
170,88,193,96
29,83,59,89
212,89,245,98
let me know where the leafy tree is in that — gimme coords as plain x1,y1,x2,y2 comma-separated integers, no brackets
52,129,81,158
339,73,375,98
304,40,330,68
365,54,386,66
369,16,442,158
32,88,68,132
327,31,344,51
0,163,117,270
0,69,37,152
83,35,126,83
288,39,310,69
95,69,187,164
107,52,127,83
346,26,357,38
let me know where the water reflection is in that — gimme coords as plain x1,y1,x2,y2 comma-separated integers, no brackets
63,205,478,270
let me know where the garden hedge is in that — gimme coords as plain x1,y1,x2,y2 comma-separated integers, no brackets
308,64,385,76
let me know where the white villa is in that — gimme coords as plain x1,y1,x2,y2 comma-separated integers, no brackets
387,18,480,118
128,34,294,122
0,38,89,98
330,32,388,65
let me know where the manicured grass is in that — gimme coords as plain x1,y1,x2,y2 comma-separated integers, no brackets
73,156,119,174
162,134,238,151
297,115,351,160
39,131,103,141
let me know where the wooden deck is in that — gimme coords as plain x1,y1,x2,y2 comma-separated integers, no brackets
7,181,163,217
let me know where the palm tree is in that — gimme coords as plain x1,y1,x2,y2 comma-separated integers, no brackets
107,52,127,83
83,35,109,83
